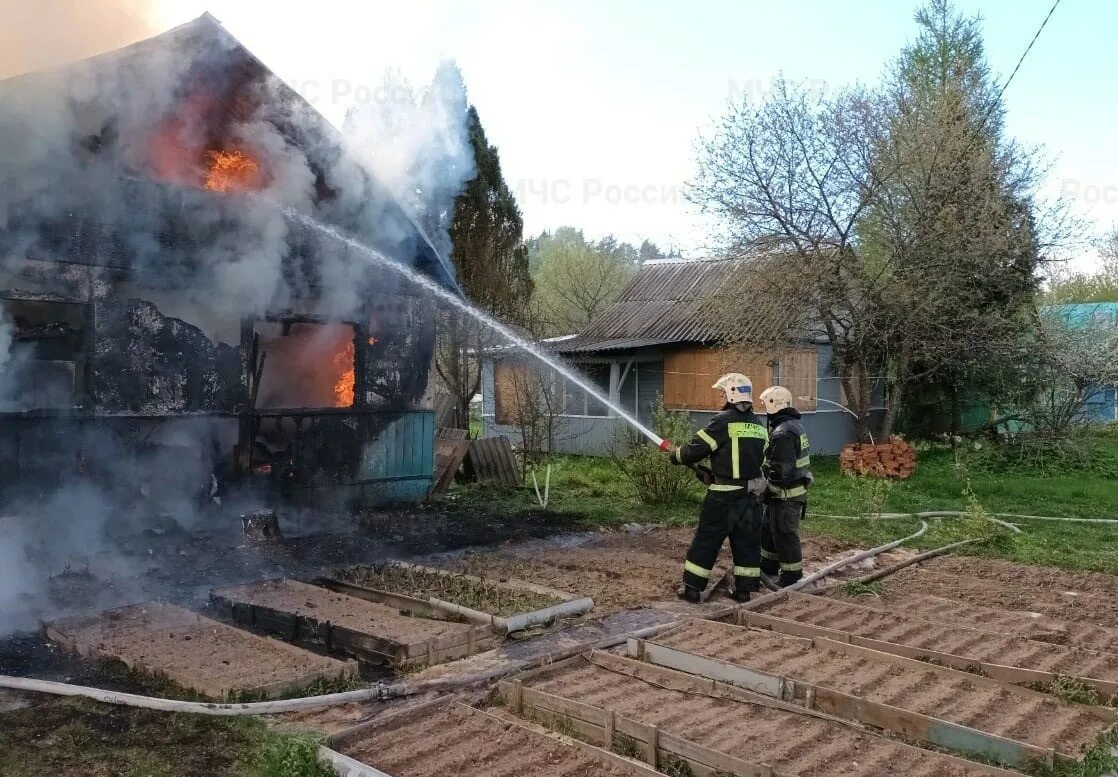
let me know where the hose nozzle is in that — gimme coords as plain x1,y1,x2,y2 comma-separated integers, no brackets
658,439,672,452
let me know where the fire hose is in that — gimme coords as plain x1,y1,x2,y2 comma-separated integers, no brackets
0,523,929,716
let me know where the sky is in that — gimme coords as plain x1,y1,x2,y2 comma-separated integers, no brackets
5,0,1115,269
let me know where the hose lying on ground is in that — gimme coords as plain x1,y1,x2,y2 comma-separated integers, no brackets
813,511,1023,533
0,524,929,716
703,520,930,619
810,538,981,595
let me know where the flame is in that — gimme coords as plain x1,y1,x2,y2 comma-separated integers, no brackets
333,339,355,407
204,149,262,193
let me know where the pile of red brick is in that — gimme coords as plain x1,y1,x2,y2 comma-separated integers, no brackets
839,436,917,479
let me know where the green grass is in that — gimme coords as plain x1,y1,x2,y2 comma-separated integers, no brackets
442,435,1118,575
0,697,337,777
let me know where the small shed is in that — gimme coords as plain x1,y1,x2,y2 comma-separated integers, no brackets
480,259,882,456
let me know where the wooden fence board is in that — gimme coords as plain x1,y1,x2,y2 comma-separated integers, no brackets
465,436,522,486
432,438,471,494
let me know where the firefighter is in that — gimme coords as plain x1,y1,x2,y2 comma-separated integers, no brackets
662,373,769,603
758,385,812,587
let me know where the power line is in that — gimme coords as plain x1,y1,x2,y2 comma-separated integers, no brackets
995,0,1063,105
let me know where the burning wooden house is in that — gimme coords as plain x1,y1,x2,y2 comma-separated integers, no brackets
0,15,453,508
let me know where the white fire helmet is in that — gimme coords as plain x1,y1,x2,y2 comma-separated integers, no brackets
759,385,794,415
712,373,753,406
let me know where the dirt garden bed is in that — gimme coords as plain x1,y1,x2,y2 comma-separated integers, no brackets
333,561,570,618
211,579,494,667
43,603,356,700
650,618,1113,758
754,592,1118,685
514,653,1023,777
332,700,653,777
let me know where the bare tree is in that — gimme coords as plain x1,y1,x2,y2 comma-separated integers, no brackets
691,2,1062,440
691,81,888,440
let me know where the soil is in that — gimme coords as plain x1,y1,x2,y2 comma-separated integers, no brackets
444,528,859,613
880,556,1118,628
45,602,350,699
831,591,1118,651
759,594,1118,681
655,620,1107,754
524,656,999,777
343,703,646,777
337,564,562,616
212,579,472,644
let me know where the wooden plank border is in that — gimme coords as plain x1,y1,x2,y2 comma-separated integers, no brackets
210,583,495,669
498,679,798,777
669,618,1117,722
580,651,1032,777
465,704,662,776
737,609,1118,699
43,604,357,701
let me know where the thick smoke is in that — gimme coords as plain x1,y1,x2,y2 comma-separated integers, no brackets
0,16,476,635
343,63,475,264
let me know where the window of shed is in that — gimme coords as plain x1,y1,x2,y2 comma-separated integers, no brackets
0,299,88,411
251,321,355,409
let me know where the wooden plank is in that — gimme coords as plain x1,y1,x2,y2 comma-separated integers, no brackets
583,653,1031,777
742,609,1118,700
317,745,396,777
630,639,785,698
814,637,1118,721
432,438,470,494
466,704,663,776
328,697,458,750
466,436,522,486
810,686,1057,767
510,680,799,777
436,427,469,440
658,730,789,777
313,579,451,621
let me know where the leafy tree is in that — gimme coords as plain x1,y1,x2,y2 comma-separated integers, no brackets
689,1,1057,440
438,105,533,428
530,230,637,335
862,0,1046,436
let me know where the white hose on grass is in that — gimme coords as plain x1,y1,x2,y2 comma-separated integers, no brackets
813,512,1025,533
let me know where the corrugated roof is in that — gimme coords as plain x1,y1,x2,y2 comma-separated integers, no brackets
552,337,681,354
555,259,743,352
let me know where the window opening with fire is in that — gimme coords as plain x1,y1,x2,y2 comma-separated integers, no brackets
0,299,89,412
251,320,356,410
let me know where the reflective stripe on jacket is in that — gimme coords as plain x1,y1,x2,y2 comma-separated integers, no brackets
671,404,768,491
765,408,811,500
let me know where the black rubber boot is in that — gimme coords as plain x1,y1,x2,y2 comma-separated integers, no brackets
678,586,702,603
729,587,751,603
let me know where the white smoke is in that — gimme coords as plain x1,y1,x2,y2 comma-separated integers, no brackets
342,62,475,263
0,17,478,635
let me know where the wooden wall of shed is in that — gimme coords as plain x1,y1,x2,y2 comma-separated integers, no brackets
663,348,774,411
777,349,818,411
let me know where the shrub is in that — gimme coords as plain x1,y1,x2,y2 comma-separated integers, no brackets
251,733,334,777
962,433,1118,479
614,400,700,505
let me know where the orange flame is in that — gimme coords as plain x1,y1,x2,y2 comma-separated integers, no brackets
333,340,355,407
204,149,262,193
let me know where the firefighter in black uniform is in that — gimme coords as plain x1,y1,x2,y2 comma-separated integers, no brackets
758,385,812,587
662,373,769,603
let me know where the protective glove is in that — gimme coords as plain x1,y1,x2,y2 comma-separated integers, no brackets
693,466,713,486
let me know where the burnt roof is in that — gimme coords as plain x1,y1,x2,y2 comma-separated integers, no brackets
0,14,460,296
552,259,743,353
